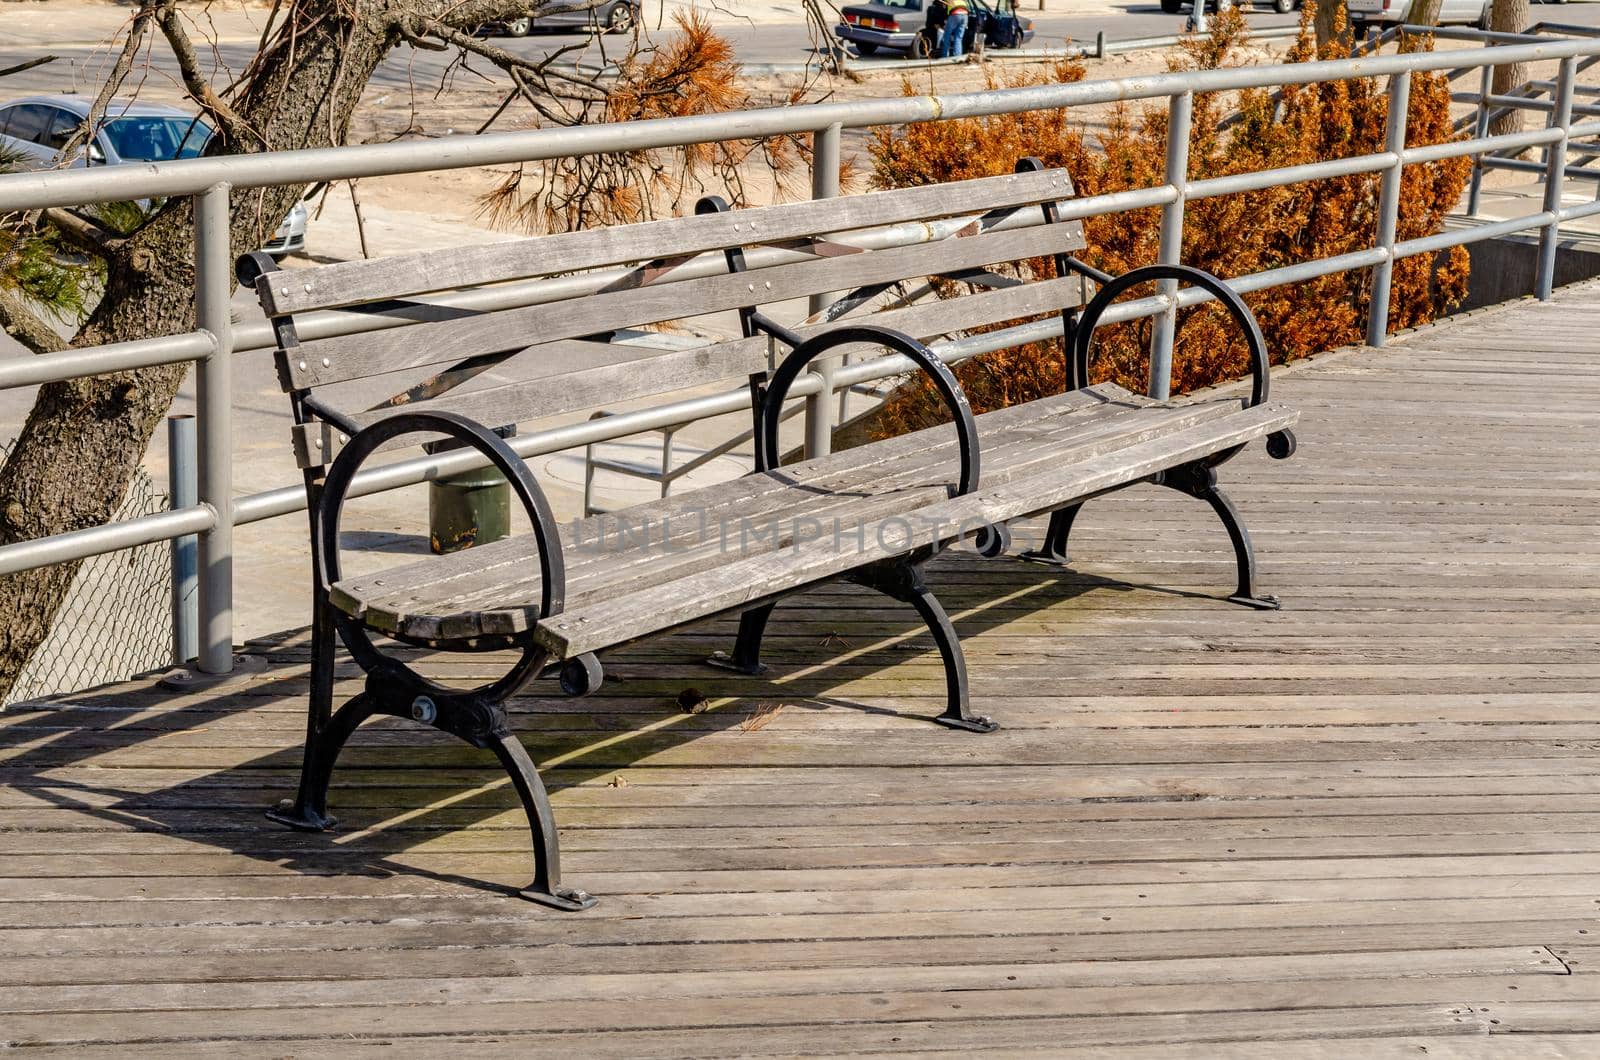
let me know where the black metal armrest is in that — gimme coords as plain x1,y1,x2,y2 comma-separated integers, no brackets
754,324,981,497
1072,263,1272,409
317,410,567,620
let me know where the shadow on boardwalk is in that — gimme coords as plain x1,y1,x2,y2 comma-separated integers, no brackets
1,286,1599,1052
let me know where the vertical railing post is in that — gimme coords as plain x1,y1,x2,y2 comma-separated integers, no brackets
1366,70,1411,349
1536,56,1576,301
1466,61,1493,217
804,122,842,460
1149,90,1192,401
167,414,198,666
195,183,234,675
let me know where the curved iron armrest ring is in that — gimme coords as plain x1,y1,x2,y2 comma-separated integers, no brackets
1071,263,1293,466
755,325,981,498
316,412,568,697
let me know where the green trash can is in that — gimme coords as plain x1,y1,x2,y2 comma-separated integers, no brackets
427,427,514,555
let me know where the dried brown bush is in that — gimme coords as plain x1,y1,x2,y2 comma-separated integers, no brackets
870,5,1471,433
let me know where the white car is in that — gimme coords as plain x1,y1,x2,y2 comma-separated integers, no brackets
1348,0,1566,31
0,94,307,256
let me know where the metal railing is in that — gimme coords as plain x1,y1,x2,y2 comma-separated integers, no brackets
2,31,1598,678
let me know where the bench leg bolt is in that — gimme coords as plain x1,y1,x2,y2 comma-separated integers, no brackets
266,799,337,832
1229,593,1281,611
518,884,598,912
935,712,999,734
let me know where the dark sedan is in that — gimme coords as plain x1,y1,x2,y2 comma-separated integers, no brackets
483,0,639,36
836,0,1034,58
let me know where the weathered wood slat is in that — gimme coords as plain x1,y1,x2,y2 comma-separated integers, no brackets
256,167,1081,315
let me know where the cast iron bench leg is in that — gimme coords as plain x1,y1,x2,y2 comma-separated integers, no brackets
706,602,776,675
491,730,596,911
266,612,596,911
266,597,348,832
1020,503,1083,567
1162,462,1280,611
852,560,998,734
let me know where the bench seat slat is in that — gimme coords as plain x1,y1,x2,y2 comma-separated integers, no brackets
534,400,1298,659
287,218,1087,391
257,168,1081,316
293,274,1092,468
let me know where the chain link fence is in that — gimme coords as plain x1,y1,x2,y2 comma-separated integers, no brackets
3,440,174,707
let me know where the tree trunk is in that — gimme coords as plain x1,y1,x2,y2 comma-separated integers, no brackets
1489,0,1531,138
0,4,397,694
1313,0,1350,53
1411,0,1444,27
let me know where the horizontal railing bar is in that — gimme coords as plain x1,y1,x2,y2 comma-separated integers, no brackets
1415,25,1558,45
1528,21,1600,39
1519,79,1600,97
5,37,1600,211
1188,154,1396,200
0,505,215,575
1466,92,1600,117
228,199,1572,530
1559,197,1600,224
1395,211,1557,259
233,371,827,525
1483,155,1600,181
1405,125,1562,164
0,331,216,390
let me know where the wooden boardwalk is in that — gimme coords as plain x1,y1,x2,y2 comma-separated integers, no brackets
3,284,1599,1054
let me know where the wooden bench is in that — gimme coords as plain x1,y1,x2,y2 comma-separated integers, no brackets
238,160,1298,910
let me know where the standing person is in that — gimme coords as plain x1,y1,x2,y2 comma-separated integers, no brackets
939,0,970,58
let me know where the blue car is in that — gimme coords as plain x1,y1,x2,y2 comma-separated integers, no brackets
0,94,308,256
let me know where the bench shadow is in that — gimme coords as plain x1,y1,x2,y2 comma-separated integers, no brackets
0,532,1241,901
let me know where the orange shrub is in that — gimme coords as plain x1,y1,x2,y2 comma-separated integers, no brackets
870,6,1471,432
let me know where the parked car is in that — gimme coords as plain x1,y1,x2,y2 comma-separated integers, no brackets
0,95,307,256
1347,0,1489,29
835,0,1034,58
1166,0,1563,26
1161,1,1301,12
484,0,640,36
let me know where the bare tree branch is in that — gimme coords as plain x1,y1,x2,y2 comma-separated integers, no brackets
0,289,67,356
155,0,260,148
408,17,610,96
61,4,158,160
38,209,126,259
0,56,58,80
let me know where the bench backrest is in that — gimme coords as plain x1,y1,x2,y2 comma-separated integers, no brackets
241,165,1087,470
